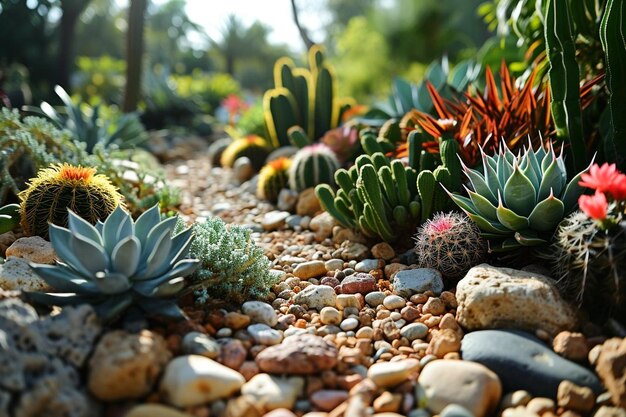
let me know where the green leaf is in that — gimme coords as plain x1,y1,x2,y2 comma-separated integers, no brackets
497,197,530,231
514,230,548,246
528,192,565,232
111,236,141,277
468,189,499,221
538,158,566,201
503,166,536,217
467,212,511,235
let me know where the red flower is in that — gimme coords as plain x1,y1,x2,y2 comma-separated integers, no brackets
579,163,621,193
579,191,608,221
608,173,626,200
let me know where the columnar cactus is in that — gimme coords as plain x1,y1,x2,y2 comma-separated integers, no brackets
19,164,123,239
446,142,587,251
220,135,272,171
257,157,291,203
288,144,340,192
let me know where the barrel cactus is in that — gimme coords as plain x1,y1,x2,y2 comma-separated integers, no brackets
19,163,123,239
257,157,291,203
27,204,199,323
220,135,272,171
446,143,587,251
288,143,340,192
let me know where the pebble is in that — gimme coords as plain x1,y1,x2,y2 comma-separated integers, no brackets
320,307,342,325
338,273,377,294
224,312,251,330
286,214,303,229
371,242,395,260
124,404,194,417
373,391,403,413
557,380,596,413
340,317,359,331
292,285,337,310
255,334,338,374
336,294,361,310
501,391,532,408
218,339,247,370
594,337,626,408
400,323,429,341
262,211,290,231
264,409,298,417
243,301,278,327
365,291,386,307
356,326,374,339
241,373,304,412
456,264,577,335
440,404,476,417
392,268,444,298
355,259,382,273
0,257,51,291
422,297,446,316
293,261,327,279
525,397,555,414
181,332,221,359
88,330,171,401
417,359,502,417
296,188,321,217
552,331,589,362
277,189,299,212
427,329,462,358
383,295,406,310
310,390,349,411
325,259,344,272
461,329,602,397
6,236,56,264
160,355,245,407
368,358,420,388
247,324,283,345
309,212,337,241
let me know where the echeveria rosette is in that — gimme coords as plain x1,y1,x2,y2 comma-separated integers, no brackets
27,204,199,323
444,142,589,251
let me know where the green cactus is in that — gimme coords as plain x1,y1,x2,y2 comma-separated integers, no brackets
289,144,340,192
263,45,348,148
550,210,626,325
27,205,199,323
257,157,291,203
544,0,587,173
0,204,20,234
220,135,272,171
19,164,123,239
446,142,587,251
600,0,626,169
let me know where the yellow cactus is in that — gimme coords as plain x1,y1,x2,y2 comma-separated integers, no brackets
257,157,292,202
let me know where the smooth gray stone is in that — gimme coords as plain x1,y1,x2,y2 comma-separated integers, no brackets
461,329,602,397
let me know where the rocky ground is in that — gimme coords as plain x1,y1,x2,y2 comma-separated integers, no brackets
0,152,625,417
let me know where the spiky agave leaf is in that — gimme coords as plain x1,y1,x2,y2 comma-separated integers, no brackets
27,204,199,323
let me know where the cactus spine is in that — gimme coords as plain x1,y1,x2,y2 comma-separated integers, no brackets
257,157,292,203
289,144,339,192
19,164,123,238
220,135,272,171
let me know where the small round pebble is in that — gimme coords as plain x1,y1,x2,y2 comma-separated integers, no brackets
383,295,407,310
365,291,386,307
340,317,359,331
400,323,429,341
320,307,342,325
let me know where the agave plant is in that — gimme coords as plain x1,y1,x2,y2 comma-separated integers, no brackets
27,204,199,322
446,142,588,251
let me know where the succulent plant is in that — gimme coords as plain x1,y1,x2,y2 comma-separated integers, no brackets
220,135,272,172
27,204,199,323
0,204,20,234
414,212,486,280
19,163,123,239
257,157,291,203
550,210,626,325
288,144,340,192
446,142,587,251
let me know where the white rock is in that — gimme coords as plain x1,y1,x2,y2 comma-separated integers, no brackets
309,212,337,241
261,211,290,231
242,301,278,327
160,355,245,407
0,257,51,291
240,373,304,411
292,284,337,310
247,323,283,345
368,358,421,388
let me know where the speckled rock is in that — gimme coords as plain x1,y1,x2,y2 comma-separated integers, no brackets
255,334,338,374
418,359,502,417
242,301,278,327
456,264,577,335
338,273,376,294
371,242,395,261
292,285,337,310
241,373,304,411
392,269,444,298
160,355,245,407
88,330,171,400
247,324,283,345
6,236,56,264
0,257,51,291
461,329,602,397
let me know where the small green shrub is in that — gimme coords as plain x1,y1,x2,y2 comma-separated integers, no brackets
180,217,279,305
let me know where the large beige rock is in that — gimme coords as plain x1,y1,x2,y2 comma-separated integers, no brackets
240,373,304,411
6,236,56,264
0,257,51,291
88,330,171,401
417,359,502,417
160,355,245,407
456,264,577,335
595,338,626,408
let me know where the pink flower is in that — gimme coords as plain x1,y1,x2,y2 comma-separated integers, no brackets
579,191,608,221
608,173,626,200
579,163,621,193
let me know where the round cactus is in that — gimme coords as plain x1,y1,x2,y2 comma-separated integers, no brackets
550,210,626,324
288,143,340,192
19,163,123,239
414,212,487,280
220,135,272,171
257,157,292,203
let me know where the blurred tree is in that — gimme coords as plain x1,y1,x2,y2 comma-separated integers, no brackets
214,15,252,76
289,0,315,50
75,0,125,59
57,0,93,89
123,0,147,112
